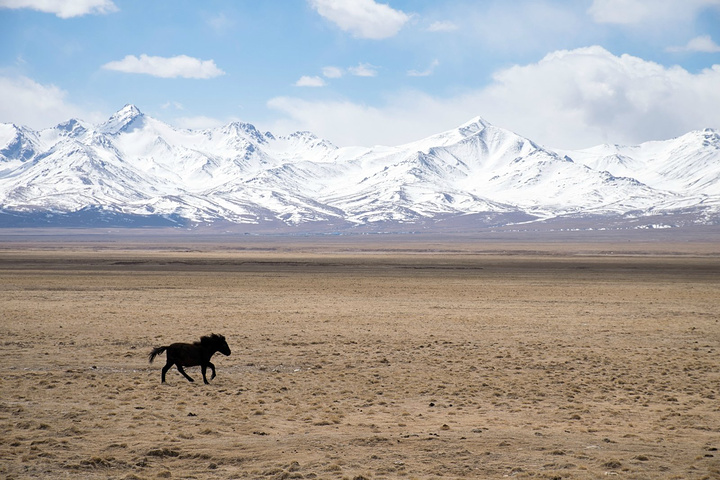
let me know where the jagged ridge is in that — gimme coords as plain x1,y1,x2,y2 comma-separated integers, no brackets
1,105,718,230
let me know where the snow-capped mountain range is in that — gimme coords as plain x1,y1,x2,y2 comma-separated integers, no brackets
1,105,718,231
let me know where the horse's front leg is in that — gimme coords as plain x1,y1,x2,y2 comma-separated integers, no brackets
208,361,216,380
201,364,210,384
176,365,194,383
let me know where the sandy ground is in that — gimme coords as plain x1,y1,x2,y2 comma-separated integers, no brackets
1,240,719,479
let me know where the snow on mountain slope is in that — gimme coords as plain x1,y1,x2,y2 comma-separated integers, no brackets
1,137,152,211
99,104,144,135
567,129,720,196
0,124,40,166
319,119,671,222
0,105,718,229
264,130,338,164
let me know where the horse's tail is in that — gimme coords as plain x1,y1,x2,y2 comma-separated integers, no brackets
148,346,167,363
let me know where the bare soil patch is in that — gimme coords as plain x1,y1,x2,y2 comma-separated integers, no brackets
1,242,719,479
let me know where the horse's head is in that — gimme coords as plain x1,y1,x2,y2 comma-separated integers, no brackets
205,333,231,356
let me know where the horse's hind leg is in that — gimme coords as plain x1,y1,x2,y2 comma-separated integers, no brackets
161,362,172,383
176,365,194,383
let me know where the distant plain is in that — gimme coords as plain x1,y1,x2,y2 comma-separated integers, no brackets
1,232,719,479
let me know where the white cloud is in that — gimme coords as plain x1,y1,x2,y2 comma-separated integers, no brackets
427,20,458,32
309,0,410,39
321,64,377,78
173,115,229,130
407,59,439,77
667,35,720,53
477,46,720,147
102,54,225,79
588,0,720,25
0,75,103,129
295,75,326,87
296,64,377,88
268,47,720,149
267,95,437,147
0,0,117,18
161,101,184,110
322,66,344,78
348,63,378,77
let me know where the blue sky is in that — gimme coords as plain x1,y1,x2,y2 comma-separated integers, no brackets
1,0,719,149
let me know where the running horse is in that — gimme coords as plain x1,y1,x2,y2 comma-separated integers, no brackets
149,333,231,384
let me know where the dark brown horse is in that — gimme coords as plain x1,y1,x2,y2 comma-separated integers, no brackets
149,333,231,384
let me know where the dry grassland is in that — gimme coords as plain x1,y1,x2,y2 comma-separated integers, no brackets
1,239,719,479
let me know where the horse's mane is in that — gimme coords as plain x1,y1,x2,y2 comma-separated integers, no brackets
199,333,225,345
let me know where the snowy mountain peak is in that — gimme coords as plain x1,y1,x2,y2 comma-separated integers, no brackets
289,130,317,139
56,118,88,138
285,130,337,149
119,104,142,117
0,123,38,162
694,128,720,148
0,123,22,149
458,116,492,135
223,121,267,144
100,104,144,135
0,108,718,230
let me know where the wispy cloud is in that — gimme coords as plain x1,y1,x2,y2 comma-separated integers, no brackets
102,54,225,79
588,0,720,26
0,0,117,18
174,115,229,130
348,63,378,77
308,0,410,39
161,101,184,110
0,74,104,128
427,20,458,32
295,75,326,87
667,35,720,53
206,12,234,33
322,66,344,78
407,59,439,77
300,63,377,86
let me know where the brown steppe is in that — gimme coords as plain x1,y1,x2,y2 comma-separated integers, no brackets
1,237,719,479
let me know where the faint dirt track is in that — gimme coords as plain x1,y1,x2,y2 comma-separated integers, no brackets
1,240,719,479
